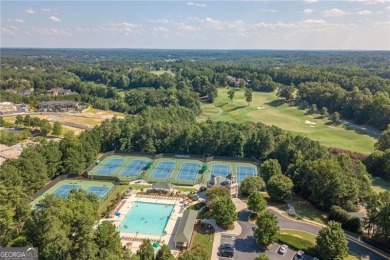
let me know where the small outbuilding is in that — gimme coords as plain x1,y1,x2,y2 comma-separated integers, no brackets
174,209,198,249
152,182,174,191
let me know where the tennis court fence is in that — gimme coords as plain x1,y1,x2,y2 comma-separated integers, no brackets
87,173,202,186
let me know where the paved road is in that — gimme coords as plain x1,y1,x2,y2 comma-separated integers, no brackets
228,210,264,260
269,209,388,260
226,209,388,260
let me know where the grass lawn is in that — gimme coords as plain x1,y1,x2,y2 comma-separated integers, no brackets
199,88,376,154
191,223,214,259
289,194,328,225
371,177,390,193
175,186,198,193
279,229,317,244
98,185,128,215
82,107,124,117
279,229,359,260
128,184,152,190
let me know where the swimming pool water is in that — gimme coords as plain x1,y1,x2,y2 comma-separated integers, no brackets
119,202,174,236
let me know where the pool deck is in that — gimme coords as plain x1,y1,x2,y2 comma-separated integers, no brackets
100,191,185,257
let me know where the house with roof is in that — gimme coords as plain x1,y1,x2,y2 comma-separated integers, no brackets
173,210,198,249
38,101,82,112
50,87,74,96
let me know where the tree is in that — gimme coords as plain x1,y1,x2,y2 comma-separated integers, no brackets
309,104,318,114
155,244,174,260
227,89,236,101
0,117,5,127
277,85,295,100
244,88,253,106
332,112,340,123
206,186,230,202
239,176,265,197
136,239,154,260
212,196,237,228
316,221,348,260
23,115,31,127
266,174,293,202
15,115,24,126
365,191,390,242
24,190,100,260
375,129,390,151
52,121,63,137
254,211,279,245
178,244,208,260
39,119,52,136
321,107,328,118
254,253,270,260
248,191,267,215
260,159,283,182
239,78,246,88
94,221,124,260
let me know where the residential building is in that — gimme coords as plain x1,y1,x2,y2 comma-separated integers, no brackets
38,101,83,112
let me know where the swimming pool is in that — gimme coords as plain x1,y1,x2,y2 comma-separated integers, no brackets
119,202,174,236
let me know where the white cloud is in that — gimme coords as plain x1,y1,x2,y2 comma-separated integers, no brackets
49,16,61,22
146,19,169,24
304,9,314,14
386,5,390,9
260,9,278,13
348,0,390,4
357,10,373,15
187,2,206,8
303,0,318,3
152,26,169,33
323,8,347,16
41,8,52,12
1,27,18,36
25,9,35,15
251,19,355,33
14,19,25,23
31,27,72,36
176,23,200,32
202,17,245,31
100,22,143,35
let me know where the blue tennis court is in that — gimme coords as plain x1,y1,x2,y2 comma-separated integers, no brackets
177,162,200,180
52,184,81,198
96,158,123,175
151,161,176,179
210,164,231,179
120,159,148,177
86,186,110,199
237,166,257,183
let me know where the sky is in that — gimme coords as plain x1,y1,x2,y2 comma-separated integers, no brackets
1,0,389,50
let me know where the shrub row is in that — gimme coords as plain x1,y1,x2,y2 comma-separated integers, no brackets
328,206,362,234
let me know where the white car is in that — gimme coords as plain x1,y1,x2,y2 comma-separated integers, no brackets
278,244,288,255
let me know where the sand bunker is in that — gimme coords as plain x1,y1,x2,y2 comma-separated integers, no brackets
257,106,267,110
305,120,316,125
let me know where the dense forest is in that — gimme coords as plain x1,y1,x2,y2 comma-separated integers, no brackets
1,107,389,251
1,49,390,255
1,49,390,129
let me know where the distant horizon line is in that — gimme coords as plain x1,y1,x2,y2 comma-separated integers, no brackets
1,47,390,52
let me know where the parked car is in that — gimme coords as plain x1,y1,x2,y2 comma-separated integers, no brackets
218,244,234,257
293,250,305,259
278,244,288,255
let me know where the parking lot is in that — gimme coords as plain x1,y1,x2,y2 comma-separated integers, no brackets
218,239,316,260
268,243,297,260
